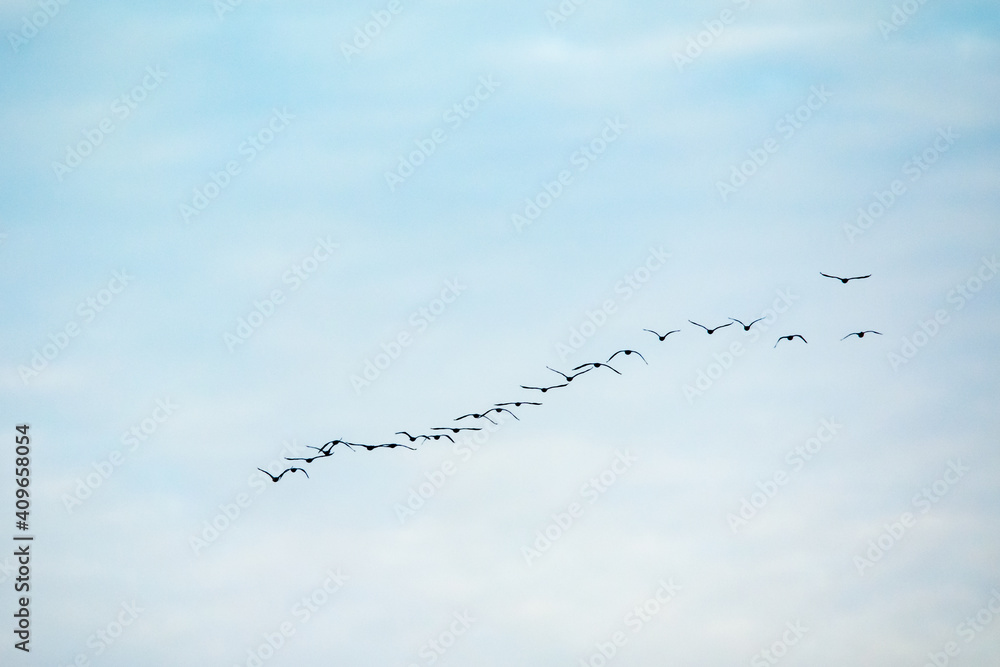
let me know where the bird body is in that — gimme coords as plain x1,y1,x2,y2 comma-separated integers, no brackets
607,349,647,364
841,330,882,340
689,320,733,334
730,317,764,331
774,334,807,348
258,467,309,482
643,328,680,341
820,272,871,283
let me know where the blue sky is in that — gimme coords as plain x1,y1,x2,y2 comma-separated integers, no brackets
2,0,999,665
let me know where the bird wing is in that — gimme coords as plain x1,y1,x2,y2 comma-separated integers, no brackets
850,274,872,280
729,318,746,327
688,320,708,330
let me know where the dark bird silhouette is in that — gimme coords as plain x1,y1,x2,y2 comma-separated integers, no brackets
774,334,808,348
376,442,416,450
307,439,354,454
730,317,764,331
285,451,334,464
841,330,882,340
520,383,568,393
573,362,621,375
689,320,733,334
484,407,520,421
429,433,454,442
395,431,430,442
258,467,309,482
432,426,482,433
608,349,647,364
494,401,541,407
546,366,592,382
820,272,871,283
643,328,680,341
455,412,497,425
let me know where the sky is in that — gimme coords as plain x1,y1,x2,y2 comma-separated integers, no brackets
1,0,999,665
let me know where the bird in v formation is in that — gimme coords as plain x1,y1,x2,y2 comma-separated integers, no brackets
262,269,879,480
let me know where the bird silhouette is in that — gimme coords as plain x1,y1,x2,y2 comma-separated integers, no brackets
643,328,680,341
285,451,334,464
841,330,882,340
494,401,541,407
546,366,592,382
689,320,733,334
377,442,416,450
520,383,568,393
432,426,482,433
774,334,808,348
455,412,497,425
307,439,354,454
395,431,431,442
258,467,309,482
484,407,520,421
608,349,647,364
573,362,621,375
820,272,871,283
730,317,764,331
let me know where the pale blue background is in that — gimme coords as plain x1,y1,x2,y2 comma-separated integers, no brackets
2,0,999,665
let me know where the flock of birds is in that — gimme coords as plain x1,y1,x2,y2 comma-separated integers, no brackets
258,271,881,482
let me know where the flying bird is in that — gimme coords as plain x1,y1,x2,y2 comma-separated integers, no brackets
607,349,647,364
432,426,482,433
455,412,497,425
485,407,520,421
520,383,568,393
307,439,354,454
689,320,733,334
730,317,765,331
643,328,680,341
573,362,621,375
376,442,416,450
395,431,431,442
841,330,882,340
820,272,871,283
546,366,592,382
494,401,541,407
257,467,309,482
774,335,808,348
285,451,334,464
